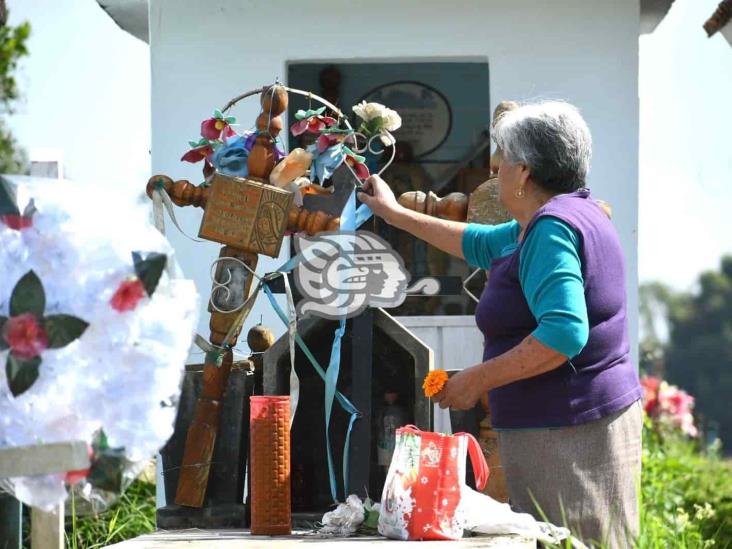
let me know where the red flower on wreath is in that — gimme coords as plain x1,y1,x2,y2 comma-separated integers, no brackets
1,214,33,230
2,313,48,360
110,279,146,312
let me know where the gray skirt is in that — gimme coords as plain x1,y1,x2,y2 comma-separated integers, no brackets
497,401,642,548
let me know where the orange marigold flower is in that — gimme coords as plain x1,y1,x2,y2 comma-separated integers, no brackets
423,369,448,398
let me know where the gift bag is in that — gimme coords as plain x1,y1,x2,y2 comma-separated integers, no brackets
377,425,489,541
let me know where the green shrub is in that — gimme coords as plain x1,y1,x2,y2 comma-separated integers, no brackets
640,419,732,548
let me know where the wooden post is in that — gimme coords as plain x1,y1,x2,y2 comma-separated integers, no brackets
30,505,63,549
172,85,290,509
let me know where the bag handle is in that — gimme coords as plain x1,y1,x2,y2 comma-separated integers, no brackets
454,431,490,491
397,426,489,491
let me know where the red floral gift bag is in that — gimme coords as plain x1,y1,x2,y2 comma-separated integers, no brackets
377,425,489,541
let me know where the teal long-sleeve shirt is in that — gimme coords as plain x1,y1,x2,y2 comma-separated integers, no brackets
462,218,589,358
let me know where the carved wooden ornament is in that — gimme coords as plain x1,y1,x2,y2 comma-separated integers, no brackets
198,172,294,258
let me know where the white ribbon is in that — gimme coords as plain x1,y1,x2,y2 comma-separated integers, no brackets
282,273,300,428
152,187,205,242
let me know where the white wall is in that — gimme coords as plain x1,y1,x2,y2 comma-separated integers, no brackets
148,0,640,364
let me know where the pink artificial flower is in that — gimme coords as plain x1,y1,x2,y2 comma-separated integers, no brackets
110,278,146,312
316,133,344,153
2,313,48,359
0,214,33,230
201,118,237,141
180,144,214,164
345,154,370,180
291,114,337,137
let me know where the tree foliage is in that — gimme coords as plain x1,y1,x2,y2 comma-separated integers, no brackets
0,0,30,174
643,256,732,453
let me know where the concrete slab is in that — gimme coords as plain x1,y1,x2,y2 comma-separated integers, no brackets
106,529,536,548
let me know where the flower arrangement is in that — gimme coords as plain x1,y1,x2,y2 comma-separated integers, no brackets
293,100,402,183
180,109,284,179
179,94,401,189
422,369,448,398
641,375,698,437
0,177,198,510
352,101,402,146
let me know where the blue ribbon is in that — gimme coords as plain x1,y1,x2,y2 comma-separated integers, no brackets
264,189,369,501
262,285,360,501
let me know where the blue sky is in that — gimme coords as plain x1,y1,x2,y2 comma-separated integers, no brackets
6,0,732,292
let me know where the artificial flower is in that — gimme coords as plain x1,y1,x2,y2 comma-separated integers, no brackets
2,313,48,360
181,138,215,163
316,133,342,153
200,109,237,141
422,369,449,398
1,270,89,396
110,278,146,313
211,133,255,177
343,148,370,180
291,106,337,136
1,214,33,230
64,445,93,485
352,101,402,132
1,184,35,230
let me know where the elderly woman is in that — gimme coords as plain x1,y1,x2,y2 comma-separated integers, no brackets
358,101,642,548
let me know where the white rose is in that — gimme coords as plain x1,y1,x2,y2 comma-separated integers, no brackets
352,101,388,122
382,108,402,132
352,100,368,120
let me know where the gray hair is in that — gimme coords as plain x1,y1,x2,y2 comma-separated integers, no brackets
493,101,592,193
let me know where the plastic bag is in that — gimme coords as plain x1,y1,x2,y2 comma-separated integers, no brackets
377,425,488,540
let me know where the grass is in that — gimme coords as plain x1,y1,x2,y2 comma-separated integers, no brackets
64,480,156,549
638,422,732,548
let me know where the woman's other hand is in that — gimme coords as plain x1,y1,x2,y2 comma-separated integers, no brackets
432,365,486,410
357,175,404,225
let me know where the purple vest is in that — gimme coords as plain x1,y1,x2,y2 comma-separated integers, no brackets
475,190,641,428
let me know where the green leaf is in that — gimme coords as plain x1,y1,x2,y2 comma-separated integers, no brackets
224,116,236,124
132,252,167,297
213,109,223,119
10,270,45,317
0,176,20,216
6,353,41,397
0,317,7,351
368,116,385,133
44,315,89,349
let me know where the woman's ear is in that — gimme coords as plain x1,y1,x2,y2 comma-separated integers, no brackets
518,164,531,186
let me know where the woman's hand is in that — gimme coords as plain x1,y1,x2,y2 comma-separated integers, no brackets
432,365,487,410
357,175,405,225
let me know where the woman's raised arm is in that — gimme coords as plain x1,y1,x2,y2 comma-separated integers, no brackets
357,175,468,259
